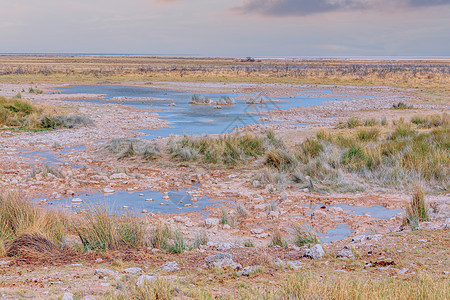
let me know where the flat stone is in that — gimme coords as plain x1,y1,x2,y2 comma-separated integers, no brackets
136,275,156,286
239,265,261,276
110,173,129,180
159,261,180,272
286,261,304,270
337,249,355,259
62,293,74,300
204,218,219,227
123,268,143,274
95,268,118,276
205,253,242,270
71,198,83,203
103,188,115,194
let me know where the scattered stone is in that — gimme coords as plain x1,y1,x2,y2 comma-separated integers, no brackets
252,180,260,187
110,173,128,180
239,265,261,276
205,253,242,270
142,209,148,214
398,268,409,274
136,275,156,286
162,195,170,200
62,293,74,300
145,198,154,202
204,218,220,227
123,268,143,274
103,188,115,194
71,198,83,203
304,244,325,260
217,242,234,250
286,261,304,270
159,261,180,272
337,249,355,259
0,261,11,267
418,239,427,243
251,228,264,235
95,268,118,276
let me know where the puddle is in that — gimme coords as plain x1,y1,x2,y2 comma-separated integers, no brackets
58,85,370,138
334,203,403,220
304,203,403,220
18,145,86,168
318,224,353,243
33,187,224,215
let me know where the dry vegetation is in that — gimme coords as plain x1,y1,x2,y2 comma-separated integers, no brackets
105,114,449,193
0,55,448,91
0,95,93,130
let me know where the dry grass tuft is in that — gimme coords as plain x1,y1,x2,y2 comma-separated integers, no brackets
6,233,61,258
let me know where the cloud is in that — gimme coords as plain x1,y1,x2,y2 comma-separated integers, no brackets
233,0,450,16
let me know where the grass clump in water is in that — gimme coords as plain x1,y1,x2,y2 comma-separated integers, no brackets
293,225,320,247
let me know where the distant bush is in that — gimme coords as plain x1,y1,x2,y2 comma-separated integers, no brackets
392,102,413,109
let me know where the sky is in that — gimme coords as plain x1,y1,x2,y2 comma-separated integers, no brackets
0,0,449,56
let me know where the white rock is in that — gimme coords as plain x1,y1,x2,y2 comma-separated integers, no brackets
159,261,180,272
95,268,118,276
123,268,143,274
287,261,304,270
62,292,74,300
110,173,129,180
239,265,261,276
337,249,355,259
142,209,148,214
217,242,234,250
204,218,220,227
205,253,242,270
251,228,264,235
304,244,325,260
103,188,115,194
145,198,154,202
71,198,83,203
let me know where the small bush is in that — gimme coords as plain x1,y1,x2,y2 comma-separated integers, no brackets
192,229,208,249
150,223,185,253
301,138,323,159
244,240,255,247
269,229,288,248
357,128,380,141
75,205,146,251
293,225,320,247
392,102,413,109
405,184,429,230
264,149,298,172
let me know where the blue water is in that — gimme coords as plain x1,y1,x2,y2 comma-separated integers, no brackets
18,145,86,168
57,85,368,138
318,224,354,243
34,187,224,215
